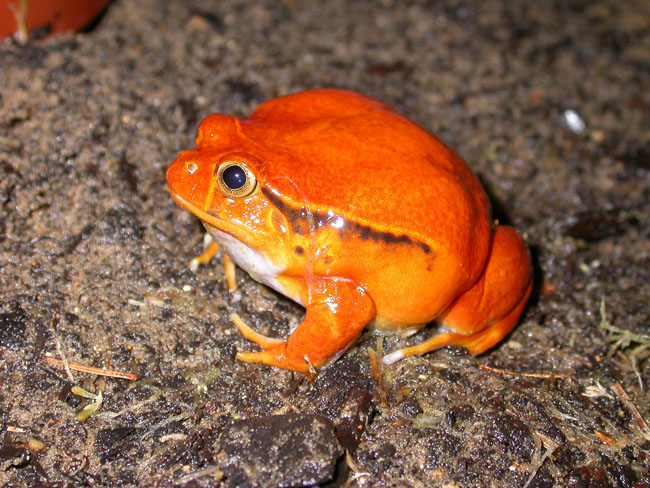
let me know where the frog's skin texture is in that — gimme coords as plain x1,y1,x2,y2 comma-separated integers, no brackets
166,89,533,374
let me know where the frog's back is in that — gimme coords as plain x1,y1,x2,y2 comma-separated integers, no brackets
242,90,491,272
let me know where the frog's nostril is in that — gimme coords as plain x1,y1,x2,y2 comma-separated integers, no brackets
186,162,198,175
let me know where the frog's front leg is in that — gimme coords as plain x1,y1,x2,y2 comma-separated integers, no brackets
234,279,376,374
189,235,237,292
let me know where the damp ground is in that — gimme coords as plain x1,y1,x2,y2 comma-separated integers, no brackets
1,1,648,486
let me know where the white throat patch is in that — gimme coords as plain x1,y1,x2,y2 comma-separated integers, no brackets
207,228,301,304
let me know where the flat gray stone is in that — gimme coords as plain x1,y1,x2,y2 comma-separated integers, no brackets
215,414,342,488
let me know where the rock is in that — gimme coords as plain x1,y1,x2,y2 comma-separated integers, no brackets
215,414,341,488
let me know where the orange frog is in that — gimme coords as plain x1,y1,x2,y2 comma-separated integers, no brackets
166,89,533,374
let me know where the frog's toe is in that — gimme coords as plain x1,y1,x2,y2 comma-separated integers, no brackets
189,238,220,271
231,313,283,350
382,332,462,364
231,314,317,375
235,349,277,365
236,347,313,375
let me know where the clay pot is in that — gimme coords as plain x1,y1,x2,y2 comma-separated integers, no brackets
0,0,111,40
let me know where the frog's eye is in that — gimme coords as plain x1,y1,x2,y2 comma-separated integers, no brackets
216,161,258,198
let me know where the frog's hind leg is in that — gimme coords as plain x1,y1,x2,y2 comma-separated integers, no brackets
383,290,531,363
383,226,533,364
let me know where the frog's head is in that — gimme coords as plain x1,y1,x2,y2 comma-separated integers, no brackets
166,114,296,277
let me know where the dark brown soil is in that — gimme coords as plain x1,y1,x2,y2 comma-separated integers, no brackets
1,0,648,487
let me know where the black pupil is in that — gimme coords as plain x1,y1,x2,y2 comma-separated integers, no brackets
222,165,246,190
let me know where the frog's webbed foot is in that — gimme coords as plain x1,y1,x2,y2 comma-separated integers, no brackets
231,279,375,375
237,347,318,376
189,235,237,292
231,313,315,375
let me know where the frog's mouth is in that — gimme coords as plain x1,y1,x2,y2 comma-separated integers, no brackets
168,191,258,249
169,190,293,299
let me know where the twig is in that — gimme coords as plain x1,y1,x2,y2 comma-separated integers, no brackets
536,432,560,451
44,356,138,381
523,432,559,488
612,382,650,437
479,364,568,379
367,339,387,405
594,430,614,445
